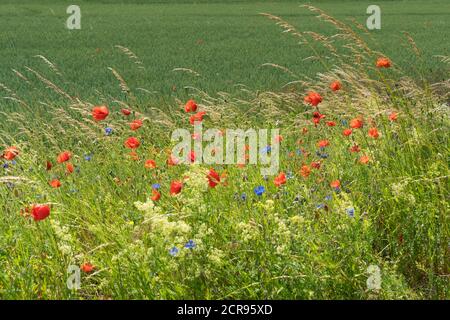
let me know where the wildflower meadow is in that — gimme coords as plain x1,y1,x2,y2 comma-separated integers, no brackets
0,0,448,300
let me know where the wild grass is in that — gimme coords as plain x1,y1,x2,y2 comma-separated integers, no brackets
0,4,448,299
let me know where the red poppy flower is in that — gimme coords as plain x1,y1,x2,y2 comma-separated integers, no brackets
31,204,50,221
274,172,287,187
317,140,330,148
151,189,161,201
188,150,196,163
46,161,53,171
167,154,179,166
121,108,131,116
350,118,363,129
350,145,361,153
359,155,370,164
189,111,206,125
207,168,220,188
50,179,61,188
300,165,311,178
92,105,109,121
302,127,308,134
170,181,183,195
184,99,198,113
124,137,140,149
274,135,283,143
66,163,74,174
311,161,321,169
343,128,353,136
312,111,326,126
2,146,19,161
129,119,143,131
330,180,341,189
304,91,322,107
57,151,71,163
368,127,380,139
326,121,336,127
80,263,95,273
144,159,156,169
330,81,342,91
389,112,398,121
376,57,391,68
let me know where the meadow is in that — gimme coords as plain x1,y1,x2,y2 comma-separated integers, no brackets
0,0,449,300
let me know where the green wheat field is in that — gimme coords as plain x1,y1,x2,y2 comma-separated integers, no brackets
0,0,448,299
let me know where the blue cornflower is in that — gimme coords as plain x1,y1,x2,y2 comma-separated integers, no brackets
184,240,196,249
2,163,8,169
341,119,348,126
260,145,271,154
241,193,247,201
84,154,92,161
169,246,179,256
346,207,355,218
325,195,332,201
105,127,113,135
316,203,325,209
152,183,161,189
286,171,294,179
254,185,265,196
316,151,329,159
11,160,16,165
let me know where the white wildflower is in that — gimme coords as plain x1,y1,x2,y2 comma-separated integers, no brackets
208,248,225,266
